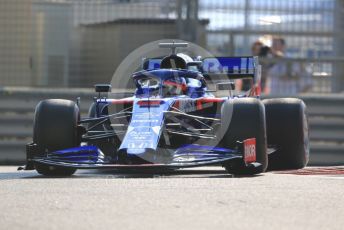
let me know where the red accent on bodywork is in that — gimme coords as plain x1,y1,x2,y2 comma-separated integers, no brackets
137,100,163,107
164,80,187,92
111,99,133,104
244,138,256,164
196,98,225,110
172,98,224,110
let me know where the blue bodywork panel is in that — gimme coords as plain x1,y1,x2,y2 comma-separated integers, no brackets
119,98,174,155
202,57,255,74
47,146,105,164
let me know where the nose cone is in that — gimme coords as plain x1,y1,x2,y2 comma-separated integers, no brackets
118,98,175,162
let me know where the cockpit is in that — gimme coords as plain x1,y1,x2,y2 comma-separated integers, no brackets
133,69,206,98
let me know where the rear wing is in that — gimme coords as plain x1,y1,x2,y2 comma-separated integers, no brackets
201,56,262,96
143,56,260,79
202,57,259,80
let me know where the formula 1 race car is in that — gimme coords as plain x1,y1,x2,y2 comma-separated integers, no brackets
20,42,309,176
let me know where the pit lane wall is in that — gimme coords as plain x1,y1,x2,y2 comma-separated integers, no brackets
0,87,343,165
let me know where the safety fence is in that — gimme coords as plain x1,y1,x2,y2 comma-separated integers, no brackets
1,0,344,93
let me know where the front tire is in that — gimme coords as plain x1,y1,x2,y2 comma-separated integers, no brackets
220,98,268,175
33,99,80,176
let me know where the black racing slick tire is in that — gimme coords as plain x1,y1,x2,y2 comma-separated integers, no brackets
263,98,309,170
220,98,268,175
33,99,80,176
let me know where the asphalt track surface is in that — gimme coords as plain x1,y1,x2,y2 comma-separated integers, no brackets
0,166,344,230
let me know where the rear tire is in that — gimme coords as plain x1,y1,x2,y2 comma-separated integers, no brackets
263,98,309,170
220,98,268,174
33,99,80,176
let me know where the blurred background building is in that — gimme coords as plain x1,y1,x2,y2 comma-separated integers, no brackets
1,0,344,93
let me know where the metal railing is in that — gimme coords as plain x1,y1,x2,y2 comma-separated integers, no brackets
1,0,344,93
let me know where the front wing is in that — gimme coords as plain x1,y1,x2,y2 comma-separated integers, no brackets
21,142,261,171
